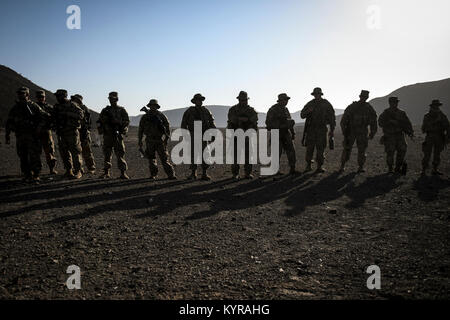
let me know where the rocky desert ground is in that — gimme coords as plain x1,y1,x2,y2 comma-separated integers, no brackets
0,126,449,299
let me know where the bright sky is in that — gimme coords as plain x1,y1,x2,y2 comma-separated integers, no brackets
1,0,449,115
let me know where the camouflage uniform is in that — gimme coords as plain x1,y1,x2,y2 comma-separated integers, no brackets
35,91,57,173
300,88,336,171
421,100,449,174
53,90,84,177
139,100,175,179
340,91,378,171
378,97,414,173
181,94,216,178
71,95,96,173
227,91,258,177
266,93,296,173
98,92,129,177
5,87,50,180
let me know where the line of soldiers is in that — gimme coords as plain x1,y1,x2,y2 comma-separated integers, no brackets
4,87,449,183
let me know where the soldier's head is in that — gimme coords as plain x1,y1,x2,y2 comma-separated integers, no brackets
54,89,68,104
17,87,30,102
277,93,290,107
311,87,323,100
108,91,119,106
429,99,442,112
36,90,46,103
71,94,83,105
191,93,205,107
388,96,399,108
359,90,369,103
147,99,160,111
237,91,249,106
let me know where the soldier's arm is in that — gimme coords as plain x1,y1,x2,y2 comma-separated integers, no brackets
249,108,258,129
180,110,189,129
138,116,144,146
265,108,275,129
227,108,238,129
368,105,378,136
122,109,130,130
327,102,336,133
378,111,387,128
300,102,312,119
162,114,170,135
402,112,414,136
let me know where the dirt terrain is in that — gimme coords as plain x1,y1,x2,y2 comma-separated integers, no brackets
0,126,449,299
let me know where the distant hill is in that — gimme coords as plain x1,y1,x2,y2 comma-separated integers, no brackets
130,106,345,128
336,78,450,125
368,78,450,124
0,65,99,126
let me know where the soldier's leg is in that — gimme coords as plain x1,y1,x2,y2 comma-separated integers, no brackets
282,133,296,171
201,141,211,180
29,136,43,178
146,140,158,177
395,136,407,171
41,131,52,168
16,137,31,178
58,135,73,172
305,134,315,171
432,137,445,173
340,135,355,169
69,130,83,174
421,137,433,171
356,134,369,170
157,142,175,178
315,133,327,170
232,137,240,176
115,138,128,178
244,139,253,177
383,136,395,172
81,132,96,171
102,135,114,173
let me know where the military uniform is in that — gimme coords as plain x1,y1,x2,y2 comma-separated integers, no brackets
98,92,129,178
378,97,414,173
227,91,258,178
421,100,449,175
340,90,378,172
35,90,57,174
53,89,84,178
5,87,50,181
300,88,336,172
71,95,96,173
181,93,216,180
139,99,175,179
266,93,296,173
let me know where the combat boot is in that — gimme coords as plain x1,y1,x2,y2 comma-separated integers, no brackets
64,169,75,179
357,166,366,173
432,167,443,175
201,169,211,181
289,167,298,175
120,171,130,179
244,173,254,179
149,175,157,181
304,163,312,173
167,174,177,180
72,170,83,180
49,160,58,175
315,166,325,173
88,167,96,175
187,170,197,180
101,169,111,179
387,166,394,174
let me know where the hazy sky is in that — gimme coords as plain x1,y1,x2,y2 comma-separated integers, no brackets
1,0,449,115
